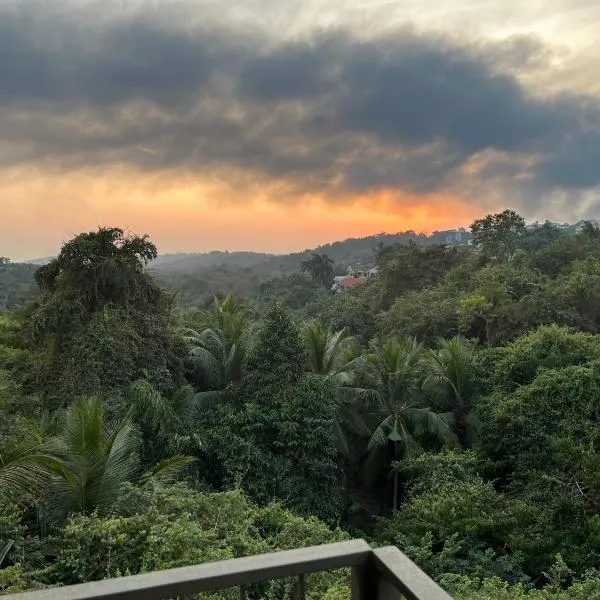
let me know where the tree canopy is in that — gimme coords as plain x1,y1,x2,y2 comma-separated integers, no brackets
4,215,600,599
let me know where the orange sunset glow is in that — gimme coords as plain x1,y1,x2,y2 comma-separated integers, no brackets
0,167,477,260
2,0,600,259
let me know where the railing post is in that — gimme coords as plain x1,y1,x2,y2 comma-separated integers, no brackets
351,555,378,600
296,573,306,599
378,578,404,600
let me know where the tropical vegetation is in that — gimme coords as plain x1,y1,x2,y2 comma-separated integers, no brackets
3,213,600,598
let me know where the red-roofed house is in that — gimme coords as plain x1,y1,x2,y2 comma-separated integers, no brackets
332,276,367,292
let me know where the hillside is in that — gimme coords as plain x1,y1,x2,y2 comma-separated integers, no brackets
148,230,473,307
151,229,472,275
2,225,582,311
0,227,510,311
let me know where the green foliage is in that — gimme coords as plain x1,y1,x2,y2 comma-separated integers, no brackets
477,360,600,574
0,398,192,524
183,295,250,402
203,374,344,522
380,285,460,344
198,305,342,521
521,222,568,253
377,451,532,583
317,287,377,345
0,565,29,594
301,321,353,378
549,257,600,332
486,325,600,392
8,219,600,597
24,228,178,408
531,227,600,277
441,572,600,599
378,244,466,307
44,398,143,517
359,337,455,511
50,485,349,598
259,273,324,310
244,302,307,390
300,253,335,289
423,336,478,445
471,209,526,261
300,321,367,455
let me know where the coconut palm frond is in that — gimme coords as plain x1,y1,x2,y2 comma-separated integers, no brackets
367,414,396,451
94,419,141,509
0,437,61,500
405,407,455,443
128,379,177,434
0,541,13,568
141,455,195,485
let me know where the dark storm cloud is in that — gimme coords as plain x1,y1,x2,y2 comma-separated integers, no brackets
2,0,600,202
0,10,220,108
335,42,566,153
240,40,337,100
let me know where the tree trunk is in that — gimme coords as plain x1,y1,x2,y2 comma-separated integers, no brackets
392,441,399,514
392,470,399,515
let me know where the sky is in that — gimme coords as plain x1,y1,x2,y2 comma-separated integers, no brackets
2,0,600,259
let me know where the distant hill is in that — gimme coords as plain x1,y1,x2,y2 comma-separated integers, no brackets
8,221,594,311
149,230,475,307
150,251,276,273
0,229,475,310
152,230,472,278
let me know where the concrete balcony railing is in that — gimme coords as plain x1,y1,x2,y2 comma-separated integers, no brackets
7,539,452,599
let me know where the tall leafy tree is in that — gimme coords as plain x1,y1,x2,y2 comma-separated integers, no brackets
521,221,566,252
477,363,600,575
361,337,454,512
301,253,335,289
26,228,177,407
201,304,342,521
471,210,526,261
243,302,307,391
378,244,466,307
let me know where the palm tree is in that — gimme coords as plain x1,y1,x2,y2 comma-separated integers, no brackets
301,253,335,289
300,320,368,455
0,399,191,527
422,336,478,446
0,434,61,501
361,337,454,512
43,398,192,518
183,295,250,405
127,380,203,460
301,320,354,381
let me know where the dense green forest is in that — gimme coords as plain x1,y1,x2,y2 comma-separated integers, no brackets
2,230,472,311
4,213,600,598
148,230,471,308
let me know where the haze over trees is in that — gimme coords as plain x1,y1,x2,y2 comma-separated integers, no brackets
4,211,600,597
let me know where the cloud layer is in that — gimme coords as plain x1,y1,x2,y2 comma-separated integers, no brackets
2,0,600,219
